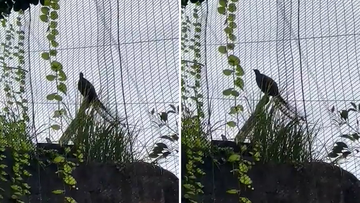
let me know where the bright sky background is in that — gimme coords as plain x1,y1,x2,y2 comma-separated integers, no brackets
0,0,179,176
1,0,360,183
183,0,360,179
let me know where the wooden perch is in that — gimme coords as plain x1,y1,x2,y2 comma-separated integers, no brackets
235,94,304,144
235,95,269,144
58,100,89,145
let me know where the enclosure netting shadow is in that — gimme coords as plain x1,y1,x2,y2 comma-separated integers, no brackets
182,0,360,179
0,0,179,179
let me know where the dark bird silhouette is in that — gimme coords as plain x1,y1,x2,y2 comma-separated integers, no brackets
253,69,305,121
253,69,288,106
77,72,113,120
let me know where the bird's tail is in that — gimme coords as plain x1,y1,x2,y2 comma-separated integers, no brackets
275,95,306,122
93,98,127,126
276,95,288,107
93,98,118,123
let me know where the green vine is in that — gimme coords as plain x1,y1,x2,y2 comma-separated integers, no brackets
180,9,190,100
51,146,83,203
10,143,32,202
226,145,260,203
0,136,5,201
0,12,33,203
181,4,206,203
0,1,84,202
181,5,204,119
182,125,206,203
217,0,259,202
39,0,67,132
217,0,244,126
39,1,80,202
0,16,28,118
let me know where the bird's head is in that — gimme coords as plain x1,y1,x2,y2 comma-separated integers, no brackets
79,72,84,78
253,69,260,75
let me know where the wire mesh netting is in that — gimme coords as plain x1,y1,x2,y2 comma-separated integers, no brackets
182,0,360,180
0,0,178,181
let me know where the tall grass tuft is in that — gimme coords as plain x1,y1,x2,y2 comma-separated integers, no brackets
250,99,317,164
71,107,137,164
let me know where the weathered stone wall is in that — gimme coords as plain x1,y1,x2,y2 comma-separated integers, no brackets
0,144,178,203
182,141,360,203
